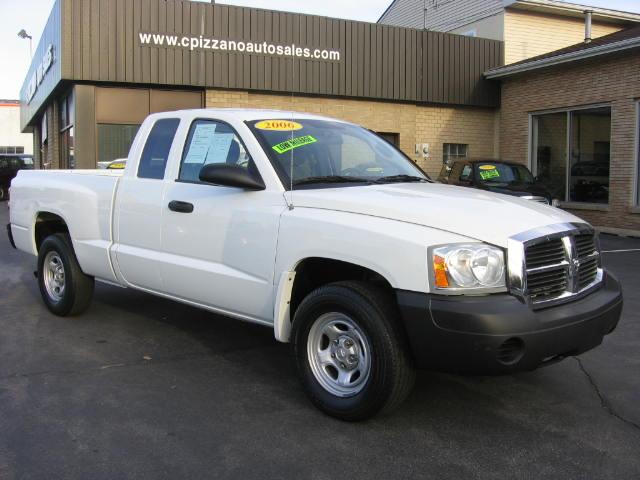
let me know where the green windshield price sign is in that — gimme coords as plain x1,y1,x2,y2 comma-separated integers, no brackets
272,135,317,154
480,169,500,180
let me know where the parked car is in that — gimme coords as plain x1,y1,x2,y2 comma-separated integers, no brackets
0,154,33,200
97,158,127,170
7,110,622,420
438,159,558,205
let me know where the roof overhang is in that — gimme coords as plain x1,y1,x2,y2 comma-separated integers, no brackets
503,0,640,24
485,35,640,78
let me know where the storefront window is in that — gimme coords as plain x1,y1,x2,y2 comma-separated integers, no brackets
97,124,141,164
636,101,640,206
532,112,567,201
60,91,75,169
532,106,611,204
41,112,49,168
569,108,610,203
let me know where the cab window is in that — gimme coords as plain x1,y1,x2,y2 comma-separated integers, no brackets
137,118,180,180
179,119,254,183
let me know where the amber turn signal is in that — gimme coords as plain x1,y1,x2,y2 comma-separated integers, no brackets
433,255,449,288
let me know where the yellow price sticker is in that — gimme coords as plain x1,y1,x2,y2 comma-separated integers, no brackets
255,120,303,131
107,162,126,169
479,165,497,170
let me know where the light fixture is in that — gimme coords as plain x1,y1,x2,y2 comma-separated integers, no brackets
18,29,33,58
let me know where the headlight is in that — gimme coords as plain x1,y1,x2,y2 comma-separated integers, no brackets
430,243,506,294
551,198,561,207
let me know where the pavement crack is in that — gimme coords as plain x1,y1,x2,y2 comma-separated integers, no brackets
573,357,640,432
0,351,211,382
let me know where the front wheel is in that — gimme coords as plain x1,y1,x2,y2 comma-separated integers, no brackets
292,281,415,421
37,233,94,316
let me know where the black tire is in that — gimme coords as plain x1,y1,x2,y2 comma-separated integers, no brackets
292,281,415,421
37,233,94,316
0,186,6,201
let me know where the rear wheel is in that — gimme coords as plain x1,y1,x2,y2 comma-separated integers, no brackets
292,281,415,421
0,186,6,201
37,234,94,316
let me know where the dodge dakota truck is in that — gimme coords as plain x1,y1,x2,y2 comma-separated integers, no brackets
7,109,623,421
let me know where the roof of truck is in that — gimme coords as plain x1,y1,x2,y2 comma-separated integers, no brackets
150,108,351,123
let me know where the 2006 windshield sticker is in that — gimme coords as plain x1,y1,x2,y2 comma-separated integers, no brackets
255,120,303,131
272,135,317,154
480,168,500,180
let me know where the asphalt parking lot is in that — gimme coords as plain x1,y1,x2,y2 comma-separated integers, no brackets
1,204,639,480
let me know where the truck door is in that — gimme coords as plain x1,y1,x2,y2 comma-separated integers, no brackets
159,118,281,323
113,118,181,291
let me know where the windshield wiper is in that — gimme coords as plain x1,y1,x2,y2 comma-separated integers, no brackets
374,174,428,184
292,175,372,186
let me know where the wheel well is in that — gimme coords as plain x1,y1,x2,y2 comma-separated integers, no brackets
34,212,69,252
290,258,394,318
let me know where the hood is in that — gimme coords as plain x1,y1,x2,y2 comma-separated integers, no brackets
290,182,583,247
482,181,551,199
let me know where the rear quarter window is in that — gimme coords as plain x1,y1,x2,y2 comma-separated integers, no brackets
137,118,180,180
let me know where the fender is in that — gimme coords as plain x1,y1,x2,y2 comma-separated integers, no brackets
273,270,296,342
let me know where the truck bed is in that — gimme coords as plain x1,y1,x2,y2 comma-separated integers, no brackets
9,169,122,284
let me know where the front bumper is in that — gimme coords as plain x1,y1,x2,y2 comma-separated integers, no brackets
396,271,623,374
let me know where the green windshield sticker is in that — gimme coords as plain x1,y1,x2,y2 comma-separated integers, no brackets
272,135,317,154
480,169,500,180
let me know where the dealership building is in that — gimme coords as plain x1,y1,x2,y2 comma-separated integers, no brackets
19,0,640,234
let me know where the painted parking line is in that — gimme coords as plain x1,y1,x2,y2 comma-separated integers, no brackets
602,248,640,253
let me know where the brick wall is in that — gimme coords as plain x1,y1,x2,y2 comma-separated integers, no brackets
504,10,622,64
205,89,499,177
500,50,640,232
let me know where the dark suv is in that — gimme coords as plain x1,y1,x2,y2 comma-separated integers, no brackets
0,154,34,200
437,159,557,205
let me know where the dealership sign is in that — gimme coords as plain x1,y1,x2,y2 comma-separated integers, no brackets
26,44,54,104
139,32,341,62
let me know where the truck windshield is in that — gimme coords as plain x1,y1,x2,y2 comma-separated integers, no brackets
247,119,428,188
476,162,534,185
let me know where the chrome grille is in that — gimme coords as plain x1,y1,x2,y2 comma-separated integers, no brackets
509,224,603,308
575,234,598,290
525,239,568,302
525,239,565,268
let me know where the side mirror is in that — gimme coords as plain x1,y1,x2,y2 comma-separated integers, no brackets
199,163,265,191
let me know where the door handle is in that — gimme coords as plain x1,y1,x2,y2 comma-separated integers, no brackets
168,200,194,213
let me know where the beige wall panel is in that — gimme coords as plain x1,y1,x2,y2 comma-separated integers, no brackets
504,10,623,64
150,90,203,113
74,84,97,169
95,87,150,124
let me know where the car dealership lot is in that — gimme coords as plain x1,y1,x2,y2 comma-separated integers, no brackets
1,205,639,480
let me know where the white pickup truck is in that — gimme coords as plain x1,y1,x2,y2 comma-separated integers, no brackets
7,109,623,420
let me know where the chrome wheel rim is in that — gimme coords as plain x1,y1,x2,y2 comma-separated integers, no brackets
43,251,65,302
307,312,372,397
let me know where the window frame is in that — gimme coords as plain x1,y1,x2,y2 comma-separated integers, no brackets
635,100,640,207
443,143,469,165
136,118,181,180
176,118,260,186
459,163,473,182
529,103,612,206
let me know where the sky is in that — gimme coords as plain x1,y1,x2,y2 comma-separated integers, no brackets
1,0,639,99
